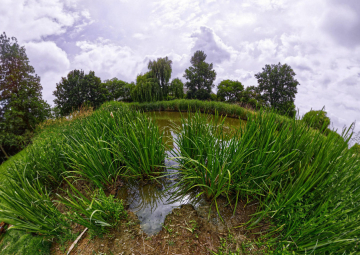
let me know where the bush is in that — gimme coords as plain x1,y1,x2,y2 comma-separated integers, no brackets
302,109,330,132
350,143,360,156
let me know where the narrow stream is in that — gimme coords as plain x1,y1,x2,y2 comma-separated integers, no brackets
117,111,246,235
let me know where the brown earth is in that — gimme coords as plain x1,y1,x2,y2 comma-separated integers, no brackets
51,197,267,255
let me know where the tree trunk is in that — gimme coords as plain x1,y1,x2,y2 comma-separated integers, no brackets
0,144,9,159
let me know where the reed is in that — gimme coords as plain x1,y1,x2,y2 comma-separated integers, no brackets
0,165,69,237
170,110,360,253
57,181,127,235
110,110,166,178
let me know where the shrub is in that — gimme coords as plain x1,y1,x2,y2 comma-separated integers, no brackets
302,109,330,132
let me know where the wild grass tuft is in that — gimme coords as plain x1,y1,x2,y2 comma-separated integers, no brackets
57,181,127,235
170,110,360,253
0,165,70,237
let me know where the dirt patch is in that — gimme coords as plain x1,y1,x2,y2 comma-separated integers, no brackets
0,222,8,235
51,201,265,255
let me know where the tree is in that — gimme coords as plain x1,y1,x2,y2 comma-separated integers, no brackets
183,51,216,100
255,63,299,117
53,69,107,116
238,85,266,109
302,109,331,132
131,72,161,102
169,78,184,99
103,78,129,101
0,32,50,160
216,80,244,102
148,57,172,100
123,82,135,102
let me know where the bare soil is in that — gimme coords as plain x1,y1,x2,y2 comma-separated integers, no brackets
51,196,266,255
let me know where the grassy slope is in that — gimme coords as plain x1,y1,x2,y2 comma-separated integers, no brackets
0,100,259,255
0,100,355,254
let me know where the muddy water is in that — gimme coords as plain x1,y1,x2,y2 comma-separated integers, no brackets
117,111,247,235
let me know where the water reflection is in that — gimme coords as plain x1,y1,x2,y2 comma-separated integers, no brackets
117,111,245,235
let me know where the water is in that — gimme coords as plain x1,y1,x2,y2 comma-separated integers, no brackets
117,111,246,235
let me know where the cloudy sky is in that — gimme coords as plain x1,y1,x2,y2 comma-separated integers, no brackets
1,0,359,134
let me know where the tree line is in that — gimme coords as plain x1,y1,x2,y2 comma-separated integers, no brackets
1,32,339,162
53,50,299,118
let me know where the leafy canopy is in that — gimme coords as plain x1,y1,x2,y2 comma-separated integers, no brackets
255,62,299,117
184,50,216,100
0,32,50,160
148,56,172,100
216,79,244,102
102,78,129,101
302,109,330,132
53,69,107,116
131,72,160,102
169,78,184,99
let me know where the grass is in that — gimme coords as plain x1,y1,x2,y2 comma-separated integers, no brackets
0,164,70,237
169,110,360,253
57,181,127,235
0,102,163,252
0,229,51,255
0,99,359,254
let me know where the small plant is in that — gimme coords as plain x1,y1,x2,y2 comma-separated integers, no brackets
161,223,173,234
57,181,127,235
167,240,175,246
181,220,198,233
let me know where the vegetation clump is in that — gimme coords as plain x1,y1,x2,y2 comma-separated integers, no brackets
302,108,331,132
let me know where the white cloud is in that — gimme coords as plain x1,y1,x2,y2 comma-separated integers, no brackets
3,0,360,135
25,41,70,103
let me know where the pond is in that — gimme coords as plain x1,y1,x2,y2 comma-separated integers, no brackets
117,111,248,235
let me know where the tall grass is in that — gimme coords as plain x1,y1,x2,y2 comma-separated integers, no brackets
0,165,70,237
111,111,166,178
171,110,360,253
57,181,127,235
0,101,165,241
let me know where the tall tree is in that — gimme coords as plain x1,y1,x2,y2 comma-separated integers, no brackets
103,78,129,101
148,56,172,100
169,78,184,99
0,32,50,160
131,72,160,102
216,79,244,102
53,69,107,116
255,63,299,117
238,85,267,109
183,50,216,100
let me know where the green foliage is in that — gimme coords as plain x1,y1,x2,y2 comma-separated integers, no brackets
148,56,172,100
0,165,70,237
239,85,266,109
128,99,258,121
131,72,161,102
183,50,216,100
172,112,244,200
0,229,51,255
169,78,184,99
110,109,166,178
210,93,218,101
255,63,299,117
53,69,107,116
350,143,360,155
102,78,129,101
216,80,244,102
169,108,360,253
302,109,330,132
0,32,51,161
58,182,127,235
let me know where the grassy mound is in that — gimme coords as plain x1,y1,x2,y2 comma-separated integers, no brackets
0,100,359,254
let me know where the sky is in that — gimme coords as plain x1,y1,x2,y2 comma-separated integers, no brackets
1,0,360,135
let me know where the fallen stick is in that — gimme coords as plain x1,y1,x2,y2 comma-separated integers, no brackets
67,227,88,255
